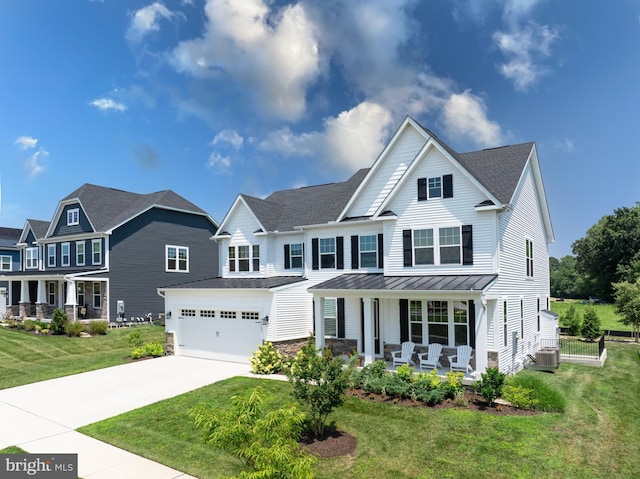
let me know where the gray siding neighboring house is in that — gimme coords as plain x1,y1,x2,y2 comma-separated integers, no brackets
0,184,218,323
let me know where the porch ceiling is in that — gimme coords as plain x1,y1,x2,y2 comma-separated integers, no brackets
309,273,498,293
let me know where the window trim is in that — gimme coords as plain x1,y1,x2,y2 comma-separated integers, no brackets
406,299,469,347
93,282,101,309
252,245,260,272
26,247,39,269
77,281,85,307
0,255,12,271
289,243,303,269
503,300,508,347
319,238,336,270
47,244,56,268
526,238,534,277
359,234,378,268
91,239,102,265
323,297,338,337
67,208,80,226
61,242,71,267
76,241,85,266
166,245,189,273
412,225,462,265
48,281,55,306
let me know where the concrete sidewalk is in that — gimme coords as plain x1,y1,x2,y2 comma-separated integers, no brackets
0,356,253,478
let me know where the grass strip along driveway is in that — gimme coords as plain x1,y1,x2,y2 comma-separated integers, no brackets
0,325,165,390
79,342,640,479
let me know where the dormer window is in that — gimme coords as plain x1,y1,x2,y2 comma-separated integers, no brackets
67,208,79,226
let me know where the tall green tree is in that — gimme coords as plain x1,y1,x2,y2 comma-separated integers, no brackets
549,255,588,299
613,279,640,342
572,204,640,301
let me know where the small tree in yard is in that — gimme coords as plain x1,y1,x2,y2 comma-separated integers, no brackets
562,304,582,336
50,308,68,335
287,338,351,436
613,279,640,342
474,367,506,406
190,388,316,479
581,305,601,341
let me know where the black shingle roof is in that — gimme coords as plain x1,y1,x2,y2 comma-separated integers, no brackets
61,184,212,233
309,273,498,292
0,227,21,248
161,276,307,290
26,219,51,240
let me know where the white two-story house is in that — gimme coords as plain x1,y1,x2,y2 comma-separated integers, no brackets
160,116,557,374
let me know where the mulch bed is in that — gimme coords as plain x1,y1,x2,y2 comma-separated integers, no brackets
300,388,538,458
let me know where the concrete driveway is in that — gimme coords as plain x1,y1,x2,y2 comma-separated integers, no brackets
0,356,254,478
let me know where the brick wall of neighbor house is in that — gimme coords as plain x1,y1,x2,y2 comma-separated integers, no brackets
165,331,174,355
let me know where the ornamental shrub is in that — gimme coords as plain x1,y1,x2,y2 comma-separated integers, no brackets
88,321,108,335
250,341,285,374
581,305,601,341
50,308,68,335
23,319,38,331
474,367,506,406
130,347,145,359
127,329,143,347
395,363,415,383
562,304,582,336
501,385,538,409
64,320,85,337
144,342,164,357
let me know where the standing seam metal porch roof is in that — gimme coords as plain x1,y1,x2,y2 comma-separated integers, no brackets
159,276,307,290
309,273,498,292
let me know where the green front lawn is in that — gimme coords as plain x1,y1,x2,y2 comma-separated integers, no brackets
0,325,165,390
551,299,628,332
79,342,640,479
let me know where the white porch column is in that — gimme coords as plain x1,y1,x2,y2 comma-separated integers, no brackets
65,280,77,321
474,298,488,375
314,297,325,351
362,297,375,365
36,280,47,304
19,280,29,303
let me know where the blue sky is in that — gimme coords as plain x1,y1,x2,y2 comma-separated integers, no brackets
1,0,638,258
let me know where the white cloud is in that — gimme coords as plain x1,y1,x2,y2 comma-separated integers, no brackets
171,0,321,121
494,23,559,91
212,129,244,150
15,136,38,149
206,152,232,173
25,148,48,178
442,91,503,147
90,98,128,112
127,2,177,43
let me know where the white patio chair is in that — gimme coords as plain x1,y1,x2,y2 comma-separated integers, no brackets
417,343,443,370
448,345,474,373
391,341,416,367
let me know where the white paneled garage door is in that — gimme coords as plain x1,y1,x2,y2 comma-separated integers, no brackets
177,316,263,363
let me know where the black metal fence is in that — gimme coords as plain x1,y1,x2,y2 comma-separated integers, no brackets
542,336,605,359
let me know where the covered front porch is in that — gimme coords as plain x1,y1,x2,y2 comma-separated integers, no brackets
309,273,498,377
0,272,108,321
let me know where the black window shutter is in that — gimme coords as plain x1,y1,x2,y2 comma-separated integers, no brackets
399,299,409,343
417,178,427,201
284,244,290,270
377,233,384,268
402,229,412,267
360,299,365,351
351,235,359,269
312,299,316,336
336,236,344,270
462,225,473,265
312,238,319,270
469,300,476,349
337,298,345,338
443,174,453,198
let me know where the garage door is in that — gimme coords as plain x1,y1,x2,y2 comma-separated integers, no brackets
177,317,263,363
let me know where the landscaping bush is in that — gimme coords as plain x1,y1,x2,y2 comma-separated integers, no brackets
64,320,85,337
130,347,145,359
50,308,68,335
395,363,415,383
144,342,164,357
501,385,538,409
581,305,601,341
23,319,38,332
440,371,465,397
250,341,285,374
562,304,582,336
506,374,566,412
474,367,506,406
128,329,144,347
88,321,109,335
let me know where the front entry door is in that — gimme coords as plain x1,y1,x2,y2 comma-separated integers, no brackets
361,298,381,355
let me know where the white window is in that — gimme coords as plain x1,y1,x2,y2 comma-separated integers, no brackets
166,245,189,272
93,282,101,309
320,238,336,269
503,300,508,347
92,239,102,265
413,229,434,265
323,298,337,337
428,300,449,345
67,208,79,226
290,243,303,268
48,282,56,306
76,241,85,266
360,235,377,268
228,245,259,272
47,244,56,267
252,245,260,272
77,282,85,306
61,242,70,267
526,238,534,277
409,300,469,347
0,255,11,271
228,246,236,272
453,301,469,346
428,177,442,198
439,227,461,264
26,247,38,269
410,300,423,344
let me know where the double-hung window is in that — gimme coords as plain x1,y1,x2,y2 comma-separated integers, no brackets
228,246,236,272
428,177,442,198
166,245,189,272
93,282,101,308
428,300,448,344
252,245,260,272
290,243,303,268
418,174,453,201
453,301,468,346
61,243,70,267
526,238,534,277
0,255,11,271
229,245,259,272
413,229,434,265
77,282,85,307
26,247,38,269
47,244,56,267
359,235,377,268
410,300,423,344
439,227,461,264
323,298,337,337
503,300,508,347
92,239,102,265
76,241,85,266
67,208,79,226
238,245,250,271
48,282,55,305
320,238,336,269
